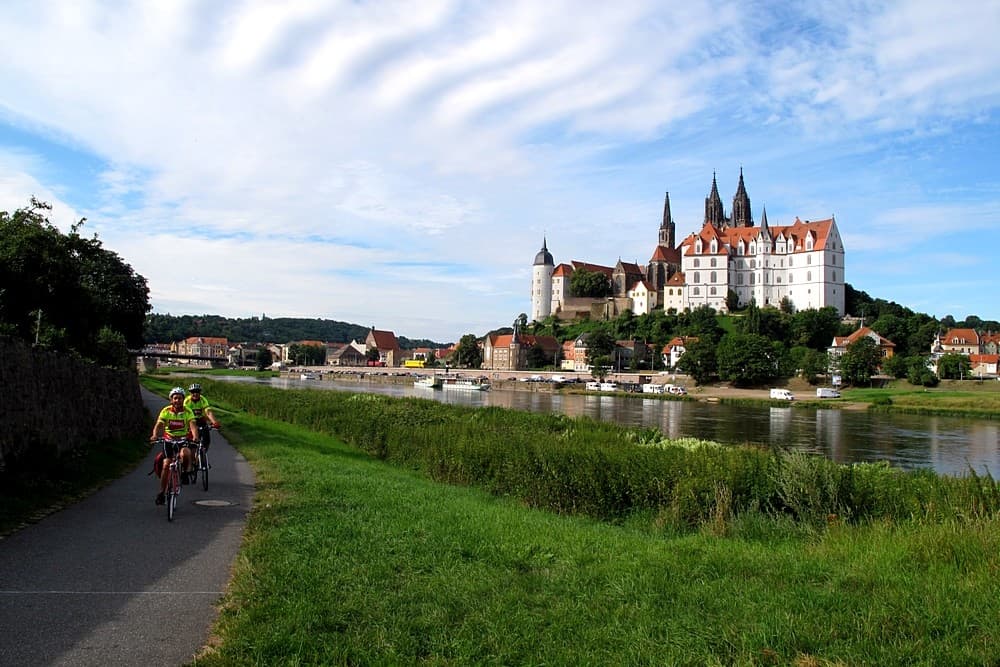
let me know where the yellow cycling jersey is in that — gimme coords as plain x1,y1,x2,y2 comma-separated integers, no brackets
157,405,195,438
184,395,211,422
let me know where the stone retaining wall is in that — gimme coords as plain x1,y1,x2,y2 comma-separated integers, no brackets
0,336,147,474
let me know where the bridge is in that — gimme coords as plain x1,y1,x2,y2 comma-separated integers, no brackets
131,350,229,371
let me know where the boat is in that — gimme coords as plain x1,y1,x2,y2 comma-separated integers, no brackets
300,372,320,380
440,374,490,391
414,375,443,389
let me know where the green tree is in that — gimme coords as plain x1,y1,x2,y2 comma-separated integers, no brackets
839,336,882,386
584,329,615,367
881,354,910,379
725,289,740,312
0,198,150,365
789,307,840,350
716,333,782,387
779,295,795,314
677,338,717,385
454,334,482,368
907,357,939,387
936,353,971,380
255,347,273,371
289,343,326,366
525,344,549,369
570,268,611,298
795,347,830,384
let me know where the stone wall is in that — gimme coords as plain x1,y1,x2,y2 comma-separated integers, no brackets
0,336,147,474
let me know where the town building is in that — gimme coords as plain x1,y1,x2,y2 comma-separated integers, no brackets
828,326,896,367
530,171,846,320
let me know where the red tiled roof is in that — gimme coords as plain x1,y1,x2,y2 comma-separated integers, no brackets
942,328,980,345
369,329,399,350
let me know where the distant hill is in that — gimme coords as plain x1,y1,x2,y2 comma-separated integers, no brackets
144,314,448,349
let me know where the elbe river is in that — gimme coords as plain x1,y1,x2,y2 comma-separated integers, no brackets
220,375,1000,477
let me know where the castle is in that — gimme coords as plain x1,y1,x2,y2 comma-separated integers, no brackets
531,171,846,322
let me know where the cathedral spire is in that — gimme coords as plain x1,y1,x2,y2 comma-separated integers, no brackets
705,171,726,229
732,166,752,228
659,191,675,247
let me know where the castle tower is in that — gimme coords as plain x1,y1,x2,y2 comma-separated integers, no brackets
732,167,752,227
705,172,726,229
659,191,675,247
531,237,554,322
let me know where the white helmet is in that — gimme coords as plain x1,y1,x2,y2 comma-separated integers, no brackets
169,387,185,398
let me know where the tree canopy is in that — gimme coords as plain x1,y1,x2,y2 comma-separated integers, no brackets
570,268,611,298
0,199,150,366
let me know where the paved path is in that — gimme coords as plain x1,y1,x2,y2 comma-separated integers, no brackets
0,389,255,666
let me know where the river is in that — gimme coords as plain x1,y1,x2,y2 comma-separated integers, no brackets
218,375,1000,477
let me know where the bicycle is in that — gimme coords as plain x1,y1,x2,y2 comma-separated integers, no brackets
189,424,216,492
153,438,190,521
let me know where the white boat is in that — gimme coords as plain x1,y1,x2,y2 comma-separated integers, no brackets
441,375,490,391
300,372,320,380
414,375,443,389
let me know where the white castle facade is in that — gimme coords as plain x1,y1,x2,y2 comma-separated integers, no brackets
531,171,846,322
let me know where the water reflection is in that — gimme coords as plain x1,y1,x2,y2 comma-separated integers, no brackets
220,376,1000,476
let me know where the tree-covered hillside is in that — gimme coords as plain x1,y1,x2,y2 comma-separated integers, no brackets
144,313,447,349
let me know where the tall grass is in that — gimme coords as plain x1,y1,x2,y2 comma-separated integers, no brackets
193,379,1000,532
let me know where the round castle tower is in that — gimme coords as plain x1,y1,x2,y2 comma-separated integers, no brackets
531,238,554,322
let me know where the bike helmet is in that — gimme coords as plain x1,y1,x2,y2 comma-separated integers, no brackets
169,387,185,398
188,383,202,393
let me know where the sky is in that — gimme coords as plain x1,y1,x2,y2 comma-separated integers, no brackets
1,1,998,344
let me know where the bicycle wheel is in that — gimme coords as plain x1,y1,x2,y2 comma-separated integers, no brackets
167,467,180,522
200,448,209,491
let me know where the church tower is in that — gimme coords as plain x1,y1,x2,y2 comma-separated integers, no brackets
530,237,554,322
732,167,752,227
659,191,675,247
705,172,726,229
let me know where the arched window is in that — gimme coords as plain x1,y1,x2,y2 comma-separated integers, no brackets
694,258,700,268
807,271,812,281
738,242,745,255
693,272,700,283
750,274,755,285
710,257,717,267
710,286,717,295
807,255,812,265
738,274,744,285
832,271,837,281
695,240,703,253
749,243,756,254
710,240,717,253
710,271,717,283
693,287,700,295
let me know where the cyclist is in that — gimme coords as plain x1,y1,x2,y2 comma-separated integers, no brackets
149,387,199,505
184,383,221,451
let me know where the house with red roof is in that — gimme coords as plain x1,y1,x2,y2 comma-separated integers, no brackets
933,328,981,356
828,327,896,368
365,327,401,366
482,332,560,371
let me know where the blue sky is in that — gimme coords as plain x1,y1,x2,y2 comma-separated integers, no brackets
1,1,998,343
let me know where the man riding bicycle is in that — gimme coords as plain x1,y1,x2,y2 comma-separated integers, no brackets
149,387,199,506
184,383,221,451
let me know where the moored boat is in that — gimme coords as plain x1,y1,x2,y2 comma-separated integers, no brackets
414,375,443,389
441,374,490,391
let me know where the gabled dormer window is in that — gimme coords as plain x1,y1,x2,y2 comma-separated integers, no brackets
749,243,756,255
695,239,703,253
738,241,745,255
806,234,814,250
710,240,717,253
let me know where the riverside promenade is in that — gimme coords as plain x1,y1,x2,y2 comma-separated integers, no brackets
0,389,254,667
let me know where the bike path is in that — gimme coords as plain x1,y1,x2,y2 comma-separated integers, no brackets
0,388,255,666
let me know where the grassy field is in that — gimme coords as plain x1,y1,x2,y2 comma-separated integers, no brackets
193,395,1000,665
120,378,999,665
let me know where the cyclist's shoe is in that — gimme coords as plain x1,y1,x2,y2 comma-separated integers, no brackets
155,492,165,505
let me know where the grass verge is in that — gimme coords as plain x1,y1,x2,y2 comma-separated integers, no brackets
188,385,1000,665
